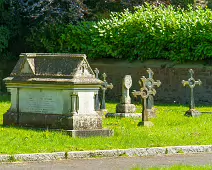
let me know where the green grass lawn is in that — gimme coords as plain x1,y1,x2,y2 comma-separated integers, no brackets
1,96,212,154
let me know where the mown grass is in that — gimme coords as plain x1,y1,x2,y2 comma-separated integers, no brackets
132,165,212,170
1,96,212,154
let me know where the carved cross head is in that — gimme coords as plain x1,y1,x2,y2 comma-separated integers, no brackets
182,69,202,89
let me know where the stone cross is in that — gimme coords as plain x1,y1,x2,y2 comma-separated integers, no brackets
94,68,100,110
100,73,113,111
182,69,202,110
132,76,156,125
146,68,161,110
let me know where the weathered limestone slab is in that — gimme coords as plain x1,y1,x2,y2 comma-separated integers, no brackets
3,53,113,137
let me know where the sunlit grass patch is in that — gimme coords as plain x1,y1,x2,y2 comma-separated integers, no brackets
1,95,212,154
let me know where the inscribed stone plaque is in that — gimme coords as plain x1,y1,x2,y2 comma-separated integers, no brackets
19,89,63,114
78,92,95,115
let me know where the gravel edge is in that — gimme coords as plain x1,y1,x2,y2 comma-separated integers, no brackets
1,145,212,162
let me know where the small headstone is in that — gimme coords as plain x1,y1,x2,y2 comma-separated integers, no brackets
3,53,113,137
100,73,113,114
146,68,161,118
116,75,136,113
182,69,202,117
132,76,155,127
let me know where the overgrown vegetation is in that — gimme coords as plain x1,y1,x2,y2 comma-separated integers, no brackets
60,4,212,62
1,97,212,154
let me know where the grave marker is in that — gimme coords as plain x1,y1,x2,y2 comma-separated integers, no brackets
116,75,136,113
132,76,155,126
3,53,113,137
146,68,161,118
94,68,100,111
182,69,202,117
100,73,113,113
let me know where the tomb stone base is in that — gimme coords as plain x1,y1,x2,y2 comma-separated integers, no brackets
116,103,136,113
185,109,202,117
3,110,103,131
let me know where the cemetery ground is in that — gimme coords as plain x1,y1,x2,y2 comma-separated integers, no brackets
1,95,212,155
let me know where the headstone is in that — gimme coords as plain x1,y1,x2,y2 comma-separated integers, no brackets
3,53,113,137
116,75,136,113
100,73,113,113
182,69,202,117
132,76,155,127
146,68,161,118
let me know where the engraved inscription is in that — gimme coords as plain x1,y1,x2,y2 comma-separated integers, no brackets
19,89,62,114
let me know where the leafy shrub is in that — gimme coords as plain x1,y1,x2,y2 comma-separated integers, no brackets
60,4,212,62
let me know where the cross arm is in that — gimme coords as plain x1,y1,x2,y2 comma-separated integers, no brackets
182,80,189,86
108,83,113,89
132,90,140,98
153,80,161,87
195,79,202,86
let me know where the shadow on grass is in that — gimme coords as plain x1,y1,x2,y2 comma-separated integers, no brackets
1,124,71,136
0,94,10,102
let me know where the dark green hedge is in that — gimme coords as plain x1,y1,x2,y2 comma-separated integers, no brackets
59,4,212,62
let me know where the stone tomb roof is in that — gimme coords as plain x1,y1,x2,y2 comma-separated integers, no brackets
4,53,103,85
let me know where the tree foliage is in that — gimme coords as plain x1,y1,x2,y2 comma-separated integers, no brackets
60,4,212,62
0,0,23,59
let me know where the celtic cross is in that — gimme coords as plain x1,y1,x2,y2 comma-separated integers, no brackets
100,73,113,110
146,68,161,110
132,76,156,122
182,69,202,110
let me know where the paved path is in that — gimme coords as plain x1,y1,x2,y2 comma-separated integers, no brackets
1,153,212,170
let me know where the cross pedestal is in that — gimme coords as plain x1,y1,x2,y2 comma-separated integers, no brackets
182,69,202,117
132,76,155,127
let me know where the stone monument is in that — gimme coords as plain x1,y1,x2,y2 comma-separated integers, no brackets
146,68,161,118
3,53,113,137
132,76,156,127
182,69,202,117
116,75,136,113
100,73,113,113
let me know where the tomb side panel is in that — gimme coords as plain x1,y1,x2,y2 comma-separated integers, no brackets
19,88,63,114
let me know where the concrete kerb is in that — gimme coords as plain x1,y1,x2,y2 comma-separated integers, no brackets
1,145,212,162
